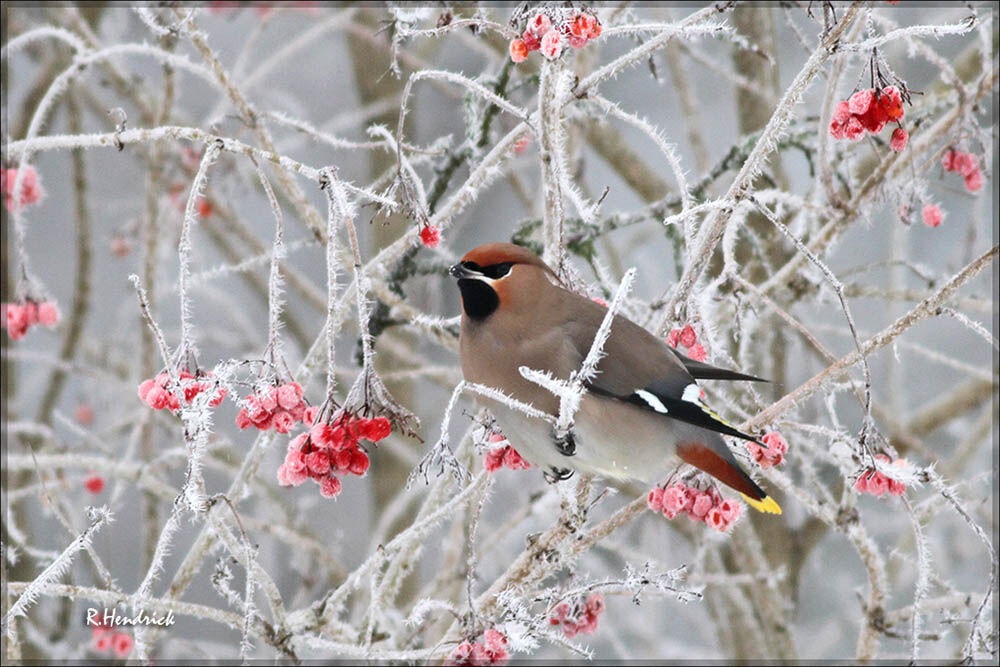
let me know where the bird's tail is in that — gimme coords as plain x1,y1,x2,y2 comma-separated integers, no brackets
676,439,782,515
739,493,782,514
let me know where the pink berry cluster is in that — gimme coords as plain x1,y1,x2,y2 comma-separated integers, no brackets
829,87,907,150
446,628,509,666
277,414,391,498
549,593,606,638
1,165,44,212
419,225,441,248
647,482,743,532
941,149,984,192
509,10,602,63
138,370,227,413
666,323,706,362
235,382,311,434
2,299,59,340
84,475,105,495
746,431,788,469
484,432,531,472
854,454,907,497
91,623,133,658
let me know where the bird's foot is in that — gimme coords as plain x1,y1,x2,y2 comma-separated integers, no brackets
544,466,574,483
553,430,576,457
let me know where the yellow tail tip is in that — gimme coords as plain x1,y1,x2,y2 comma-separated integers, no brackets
740,493,782,515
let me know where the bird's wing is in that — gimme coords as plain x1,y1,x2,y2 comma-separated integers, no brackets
561,292,760,443
559,291,780,513
670,348,768,383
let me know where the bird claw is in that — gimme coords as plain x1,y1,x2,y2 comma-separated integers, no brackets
554,430,576,457
544,466,574,483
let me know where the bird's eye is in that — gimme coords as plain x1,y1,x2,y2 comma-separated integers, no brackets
483,262,513,279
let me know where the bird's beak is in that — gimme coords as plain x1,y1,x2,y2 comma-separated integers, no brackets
449,262,481,280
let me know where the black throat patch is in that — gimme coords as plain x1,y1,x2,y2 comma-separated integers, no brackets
457,279,499,320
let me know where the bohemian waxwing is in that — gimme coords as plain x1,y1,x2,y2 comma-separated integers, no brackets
450,242,781,514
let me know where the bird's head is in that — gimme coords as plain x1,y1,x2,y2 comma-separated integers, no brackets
449,243,557,321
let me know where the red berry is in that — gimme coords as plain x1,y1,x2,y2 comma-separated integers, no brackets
964,168,983,192
360,416,392,442
1,165,44,212
235,409,252,429
527,12,552,37
647,487,665,511
889,127,908,152
686,343,707,362
305,450,331,475
844,117,865,141
84,475,105,494
75,404,95,425
349,449,370,476
195,198,213,218
678,324,697,348
541,30,562,59
111,633,134,657
484,448,505,472
319,475,342,498
858,101,888,134
502,445,530,470
37,301,59,327
848,89,875,115
509,38,529,63
420,225,440,248
878,85,904,121
922,203,943,228
521,28,541,51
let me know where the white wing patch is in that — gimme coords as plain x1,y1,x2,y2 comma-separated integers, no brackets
681,383,702,403
682,382,743,431
635,389,669,414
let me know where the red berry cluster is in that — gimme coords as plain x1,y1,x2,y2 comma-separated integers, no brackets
138,370,227,413
419,225,441,248
941,149,984,192
746,431,788,469
91,623,133,658
446,629,509,666
829,86,906,147
277,414,391,498
509,10,601,63
647,482,743,532
483,432,532,472
854,454,907,497
1,165,44,212
549,593,605,638
666,323,706,362
235,382,311,434
3,299,59,340
84,475,105,495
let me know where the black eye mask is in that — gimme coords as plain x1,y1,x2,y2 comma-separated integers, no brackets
480,262,513,280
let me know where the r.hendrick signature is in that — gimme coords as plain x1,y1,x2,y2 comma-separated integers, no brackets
87,607,176,628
